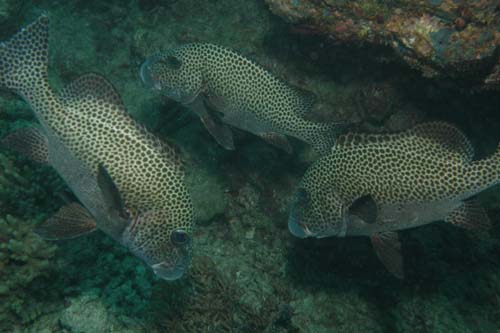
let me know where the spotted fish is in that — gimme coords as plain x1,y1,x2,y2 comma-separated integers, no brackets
0,16,194,281
288,122,496,278
140,43,339,154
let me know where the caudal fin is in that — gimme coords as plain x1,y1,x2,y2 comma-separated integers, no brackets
311,122,345,156
0,15,49,93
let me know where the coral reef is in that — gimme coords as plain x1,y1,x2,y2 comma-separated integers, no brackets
265,0,500,89
0,215,57,331
0,152,63,218
52,232,156,319
0,0,498,332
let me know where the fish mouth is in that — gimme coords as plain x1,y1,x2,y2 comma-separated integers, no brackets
288,188,314,238
121,217,192,281
288,204,314,238
151,252,191,281
288,218,308,238
152,236,193,281
140,54,162,90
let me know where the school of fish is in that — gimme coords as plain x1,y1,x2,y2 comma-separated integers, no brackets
0,16,496,280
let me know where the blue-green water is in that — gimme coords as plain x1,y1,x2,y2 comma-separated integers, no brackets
0,1,500,332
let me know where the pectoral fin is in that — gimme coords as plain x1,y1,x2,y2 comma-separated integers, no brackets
259,133,293,153
1,127,49,164
96,163,129,220
445,199,491,231
348,195,378,224
35,202,96,240
370,231,404,279
189,95,234,150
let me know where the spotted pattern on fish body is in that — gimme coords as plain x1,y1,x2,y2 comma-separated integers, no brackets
58,74,193,267
289,122,497,277
0,16,194,280
141,43,339,154
322,122,497,206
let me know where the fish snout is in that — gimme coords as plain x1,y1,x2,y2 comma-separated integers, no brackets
151,245,192,281
288,189,313,238
288,203,313,238
151,259,188,281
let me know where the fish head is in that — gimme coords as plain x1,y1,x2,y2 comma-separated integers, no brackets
288,187,346,239
140,49,202,104
122,208,192,281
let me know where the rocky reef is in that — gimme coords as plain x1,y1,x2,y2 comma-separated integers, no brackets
265,0,500,89
0,0,499,332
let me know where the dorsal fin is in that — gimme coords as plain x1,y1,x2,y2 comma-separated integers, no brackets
60,73,126,114
409,122,474,162
60,73,184,175
334,122,474,163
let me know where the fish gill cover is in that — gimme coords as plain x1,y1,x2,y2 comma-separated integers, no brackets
0,0,498,332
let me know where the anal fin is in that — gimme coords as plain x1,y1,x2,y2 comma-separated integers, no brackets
445,198,491,231
259,133,293,153
189,95,234,150
35,202,97,240
370,231,404,279
1,127,48,163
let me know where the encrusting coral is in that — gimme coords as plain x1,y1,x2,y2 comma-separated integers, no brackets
265,0,500,89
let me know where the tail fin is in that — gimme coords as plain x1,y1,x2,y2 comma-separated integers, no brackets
311,122,345,156
0,15,49,93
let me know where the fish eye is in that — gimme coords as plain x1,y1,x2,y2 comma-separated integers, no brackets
170,229,189,245
161,55,182,70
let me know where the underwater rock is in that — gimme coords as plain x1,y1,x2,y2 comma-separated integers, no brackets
59,295,110,333
352,81,425,132
59,294,140,333
186,166,227,223
265,0,500,89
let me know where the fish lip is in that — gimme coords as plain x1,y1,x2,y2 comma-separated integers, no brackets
288,218,308,238
152,263,185,281
140,53,163,88
288,207,314,238
151,252,191,281
288,188,314,238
